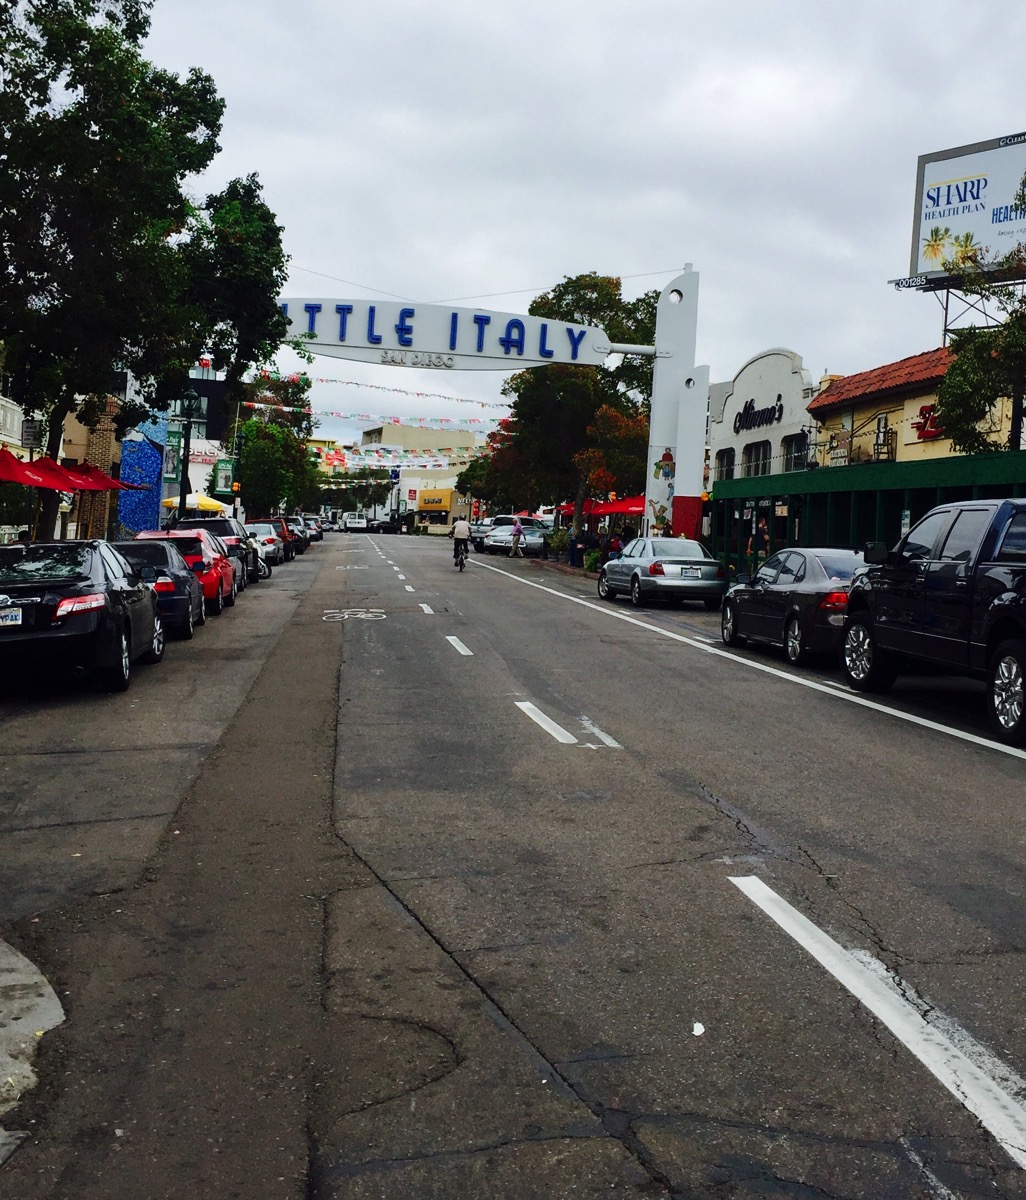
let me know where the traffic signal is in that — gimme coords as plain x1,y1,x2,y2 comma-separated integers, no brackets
231,481,241,494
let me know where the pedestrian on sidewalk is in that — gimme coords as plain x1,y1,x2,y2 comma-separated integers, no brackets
509,517,525,557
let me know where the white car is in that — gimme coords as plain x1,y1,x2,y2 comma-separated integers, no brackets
245,523,286,566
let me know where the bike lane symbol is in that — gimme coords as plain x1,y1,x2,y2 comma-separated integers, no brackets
322,608,387,621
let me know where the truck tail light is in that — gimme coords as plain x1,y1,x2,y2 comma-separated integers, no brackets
818,591,849,612
54,593,106,618
648,561,665,576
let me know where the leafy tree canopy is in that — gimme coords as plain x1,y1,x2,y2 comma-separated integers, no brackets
0,0,289,534
475,273,657,522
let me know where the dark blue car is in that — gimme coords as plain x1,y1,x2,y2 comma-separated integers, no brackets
114,539,205,640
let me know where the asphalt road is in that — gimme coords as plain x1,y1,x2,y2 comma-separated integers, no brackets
1,534,1025,1199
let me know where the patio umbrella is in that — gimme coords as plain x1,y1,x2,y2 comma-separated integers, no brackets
75,462,147,490
0,448,36,486
160,492,228,512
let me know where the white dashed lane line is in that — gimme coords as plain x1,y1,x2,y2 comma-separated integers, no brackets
446,636,473,656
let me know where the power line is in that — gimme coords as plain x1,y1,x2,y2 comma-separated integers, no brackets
288,265,686,306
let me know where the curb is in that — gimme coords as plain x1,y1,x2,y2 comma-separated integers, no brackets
0,939,64,1166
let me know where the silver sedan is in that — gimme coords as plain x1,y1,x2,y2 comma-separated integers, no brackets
598,537,727,609
484,526,547,556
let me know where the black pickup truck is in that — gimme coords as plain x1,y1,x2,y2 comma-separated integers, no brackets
840,498,1026,744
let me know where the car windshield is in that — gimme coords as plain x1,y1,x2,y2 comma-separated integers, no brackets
247,524,274,536
115,542,168,566
0,544,91,582
651,539,708,558
813,551,863,581
180,519,233,536
168,536,205,558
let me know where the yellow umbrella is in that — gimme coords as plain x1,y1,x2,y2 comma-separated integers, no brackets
161,492,228,512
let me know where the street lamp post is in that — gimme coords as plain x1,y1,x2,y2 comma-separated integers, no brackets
176,388,200,521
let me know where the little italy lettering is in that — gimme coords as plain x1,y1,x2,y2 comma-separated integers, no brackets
281,297,610,372
733,395,784,435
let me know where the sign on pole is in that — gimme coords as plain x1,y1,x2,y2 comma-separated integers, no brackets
163,430,182,481
213,458,234,494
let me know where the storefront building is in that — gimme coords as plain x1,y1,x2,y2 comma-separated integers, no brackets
709,345,1026,568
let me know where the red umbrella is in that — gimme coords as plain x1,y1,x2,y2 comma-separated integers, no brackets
75,462,147,490
29,457,109,490
0,448,37,486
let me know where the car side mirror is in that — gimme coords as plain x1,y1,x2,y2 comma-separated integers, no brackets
863,541,889,565
735,572,751,585
139,565,158,583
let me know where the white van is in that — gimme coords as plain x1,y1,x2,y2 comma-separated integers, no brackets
342,511,368,531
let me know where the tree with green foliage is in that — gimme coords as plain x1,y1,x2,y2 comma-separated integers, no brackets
235,416,322,517
936,174,1026,454
492,273,657,527
0,0,288,536
321,468,391,514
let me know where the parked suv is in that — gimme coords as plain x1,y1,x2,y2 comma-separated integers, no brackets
172,516,261,583
842,498,1026,744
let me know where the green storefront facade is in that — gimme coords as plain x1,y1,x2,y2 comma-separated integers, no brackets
709,450,1026,571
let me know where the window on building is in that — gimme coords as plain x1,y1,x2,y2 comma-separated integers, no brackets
782,433,809,473
715,448,735,481
742,441,771,477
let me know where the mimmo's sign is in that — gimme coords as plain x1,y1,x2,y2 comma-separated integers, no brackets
281,298,611,371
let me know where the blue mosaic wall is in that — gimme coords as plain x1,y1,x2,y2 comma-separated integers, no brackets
117,417,167,536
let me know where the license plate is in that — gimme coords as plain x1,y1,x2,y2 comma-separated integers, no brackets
0,608,22,626
679,567,701,578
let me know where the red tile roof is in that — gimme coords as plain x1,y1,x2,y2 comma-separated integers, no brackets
808,347,953,413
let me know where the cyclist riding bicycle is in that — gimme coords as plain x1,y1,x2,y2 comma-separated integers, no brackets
449,516,471,565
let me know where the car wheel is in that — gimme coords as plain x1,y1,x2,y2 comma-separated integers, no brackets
258,556,271,579
721,600,744,646
178,602,195,640
237,564,247,590
703,598,721,611
224,576,237,607
785,615,806,666
987,638,1026,745
142,613,165,664
195,594,206,626
101,625,132,692
630,576,645,607
597,570,615,601
208,585,224,617
841,615,896,692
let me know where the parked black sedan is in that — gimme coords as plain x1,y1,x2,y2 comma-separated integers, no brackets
720,547,866,665
0,540,165,690
113,538,205,640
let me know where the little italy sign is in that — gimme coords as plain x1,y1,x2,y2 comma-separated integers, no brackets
280,268,709,538
281,298,612,371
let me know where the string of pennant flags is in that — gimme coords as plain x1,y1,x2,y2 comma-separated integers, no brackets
253,370,510,409
242,400,497,428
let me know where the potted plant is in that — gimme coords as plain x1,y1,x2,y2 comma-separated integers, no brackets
547,527,570,562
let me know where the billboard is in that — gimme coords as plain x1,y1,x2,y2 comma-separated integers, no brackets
904,131,1026,287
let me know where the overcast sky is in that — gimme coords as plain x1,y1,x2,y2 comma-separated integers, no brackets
144,0,1026,445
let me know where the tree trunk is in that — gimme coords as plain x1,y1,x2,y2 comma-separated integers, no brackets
1008,372,1024,452
36,394,73,540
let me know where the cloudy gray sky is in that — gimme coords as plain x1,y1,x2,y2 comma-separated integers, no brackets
145,0,1026,444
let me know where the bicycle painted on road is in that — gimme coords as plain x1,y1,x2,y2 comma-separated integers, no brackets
322,608,386,621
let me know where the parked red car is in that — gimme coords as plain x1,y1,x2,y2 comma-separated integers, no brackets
136,529,237,615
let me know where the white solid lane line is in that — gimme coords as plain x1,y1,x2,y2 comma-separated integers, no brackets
471,560,1026,762
731,876,1026,1171
446,636,473,656
515,701,578,744
579,715,622,748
